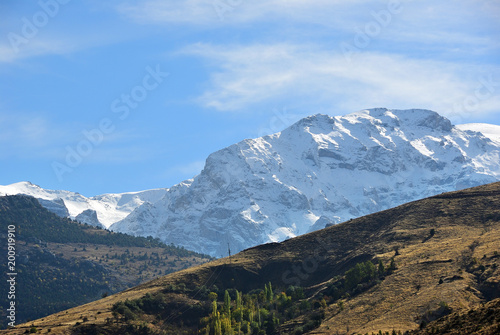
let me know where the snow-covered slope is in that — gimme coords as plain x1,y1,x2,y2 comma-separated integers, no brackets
110,109,500,256
0,182,167,228
456,123,500,145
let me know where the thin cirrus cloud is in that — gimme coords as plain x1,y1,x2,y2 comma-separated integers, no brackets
116,0,500,122
116,0,370,25
0,111,155,164
0,38,73,63
181,43,500,121
115,0,499,41
0,113,63,159
0,30,138,63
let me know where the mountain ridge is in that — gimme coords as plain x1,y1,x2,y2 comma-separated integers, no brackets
0,181,167,228
2,109,500,257
111,108,500,256
3,181,499,334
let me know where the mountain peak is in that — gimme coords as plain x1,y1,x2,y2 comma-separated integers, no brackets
392,108,452,131
281,113,335,135
347,108,453,132
2,109,498,258
286,109,453,138
111,109,500,256
11,181,40,189
0,181,41,197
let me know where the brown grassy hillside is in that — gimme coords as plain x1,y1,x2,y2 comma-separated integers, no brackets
408,297,500,335
2,182,500,334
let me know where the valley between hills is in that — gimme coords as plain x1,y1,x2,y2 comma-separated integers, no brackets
2,181,499,334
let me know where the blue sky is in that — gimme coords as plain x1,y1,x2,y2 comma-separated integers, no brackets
0,0,499,197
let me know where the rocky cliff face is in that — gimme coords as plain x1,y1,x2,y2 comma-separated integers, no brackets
110,109,500,256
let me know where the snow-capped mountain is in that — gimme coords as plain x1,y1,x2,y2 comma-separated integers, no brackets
108,109,500,256
457,123,500,144
2,109,499,256
0,181,167,228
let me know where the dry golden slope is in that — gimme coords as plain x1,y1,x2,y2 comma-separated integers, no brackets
2,182,500,334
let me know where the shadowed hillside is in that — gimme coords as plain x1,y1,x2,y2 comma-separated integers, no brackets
2,182,500,334
408,297,500,335
0,195,212,329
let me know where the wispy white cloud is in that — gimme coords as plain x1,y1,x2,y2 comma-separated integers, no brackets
0,113,66,158
0,112,160,163
0,44,17,63
117,0,499,59
119,0,500,122
117,0,369,25
0,38,69,63
0,10,139,64
181,43,500,121
117,0,219,25
377,1,500,54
